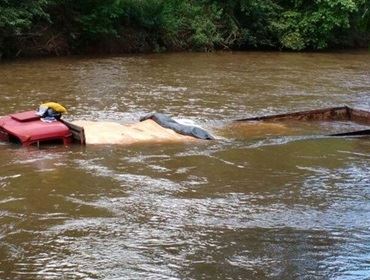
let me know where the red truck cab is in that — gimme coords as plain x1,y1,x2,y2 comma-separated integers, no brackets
0,111,75,146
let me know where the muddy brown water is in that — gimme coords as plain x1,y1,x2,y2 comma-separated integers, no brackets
0,51,369,279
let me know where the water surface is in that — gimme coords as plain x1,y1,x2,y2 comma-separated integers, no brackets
0,51,369,279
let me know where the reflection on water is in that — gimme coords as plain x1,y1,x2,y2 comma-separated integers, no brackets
0,51,369,279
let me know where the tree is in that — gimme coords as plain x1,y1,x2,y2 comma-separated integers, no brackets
272,0,358,50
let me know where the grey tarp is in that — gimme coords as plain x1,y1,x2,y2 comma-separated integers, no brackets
140,113,214,140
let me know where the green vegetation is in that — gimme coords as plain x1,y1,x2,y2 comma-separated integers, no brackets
0,0,369,58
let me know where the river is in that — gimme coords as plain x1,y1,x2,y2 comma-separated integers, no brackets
0,51,369,279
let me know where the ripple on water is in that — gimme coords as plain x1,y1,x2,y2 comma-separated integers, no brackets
0,52,369,279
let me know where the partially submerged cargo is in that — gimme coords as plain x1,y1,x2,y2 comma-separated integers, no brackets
0,106,369,147
0,111,210,146
235,106,370,137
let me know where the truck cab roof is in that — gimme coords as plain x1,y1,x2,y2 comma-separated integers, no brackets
0,111,72,145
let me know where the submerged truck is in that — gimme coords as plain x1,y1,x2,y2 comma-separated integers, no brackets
0,111,85,147
0,106,369,147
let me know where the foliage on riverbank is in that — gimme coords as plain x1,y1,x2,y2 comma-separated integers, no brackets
0,0,369,58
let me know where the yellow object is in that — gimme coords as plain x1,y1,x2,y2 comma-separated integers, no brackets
42,102,67,113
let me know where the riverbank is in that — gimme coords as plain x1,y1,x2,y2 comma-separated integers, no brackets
2,30,369,61
1,0,369,60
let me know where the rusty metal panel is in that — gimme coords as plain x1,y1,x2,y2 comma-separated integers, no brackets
235,106,351,122
61,119,86,145
349,108,370,125
235,106,370,137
